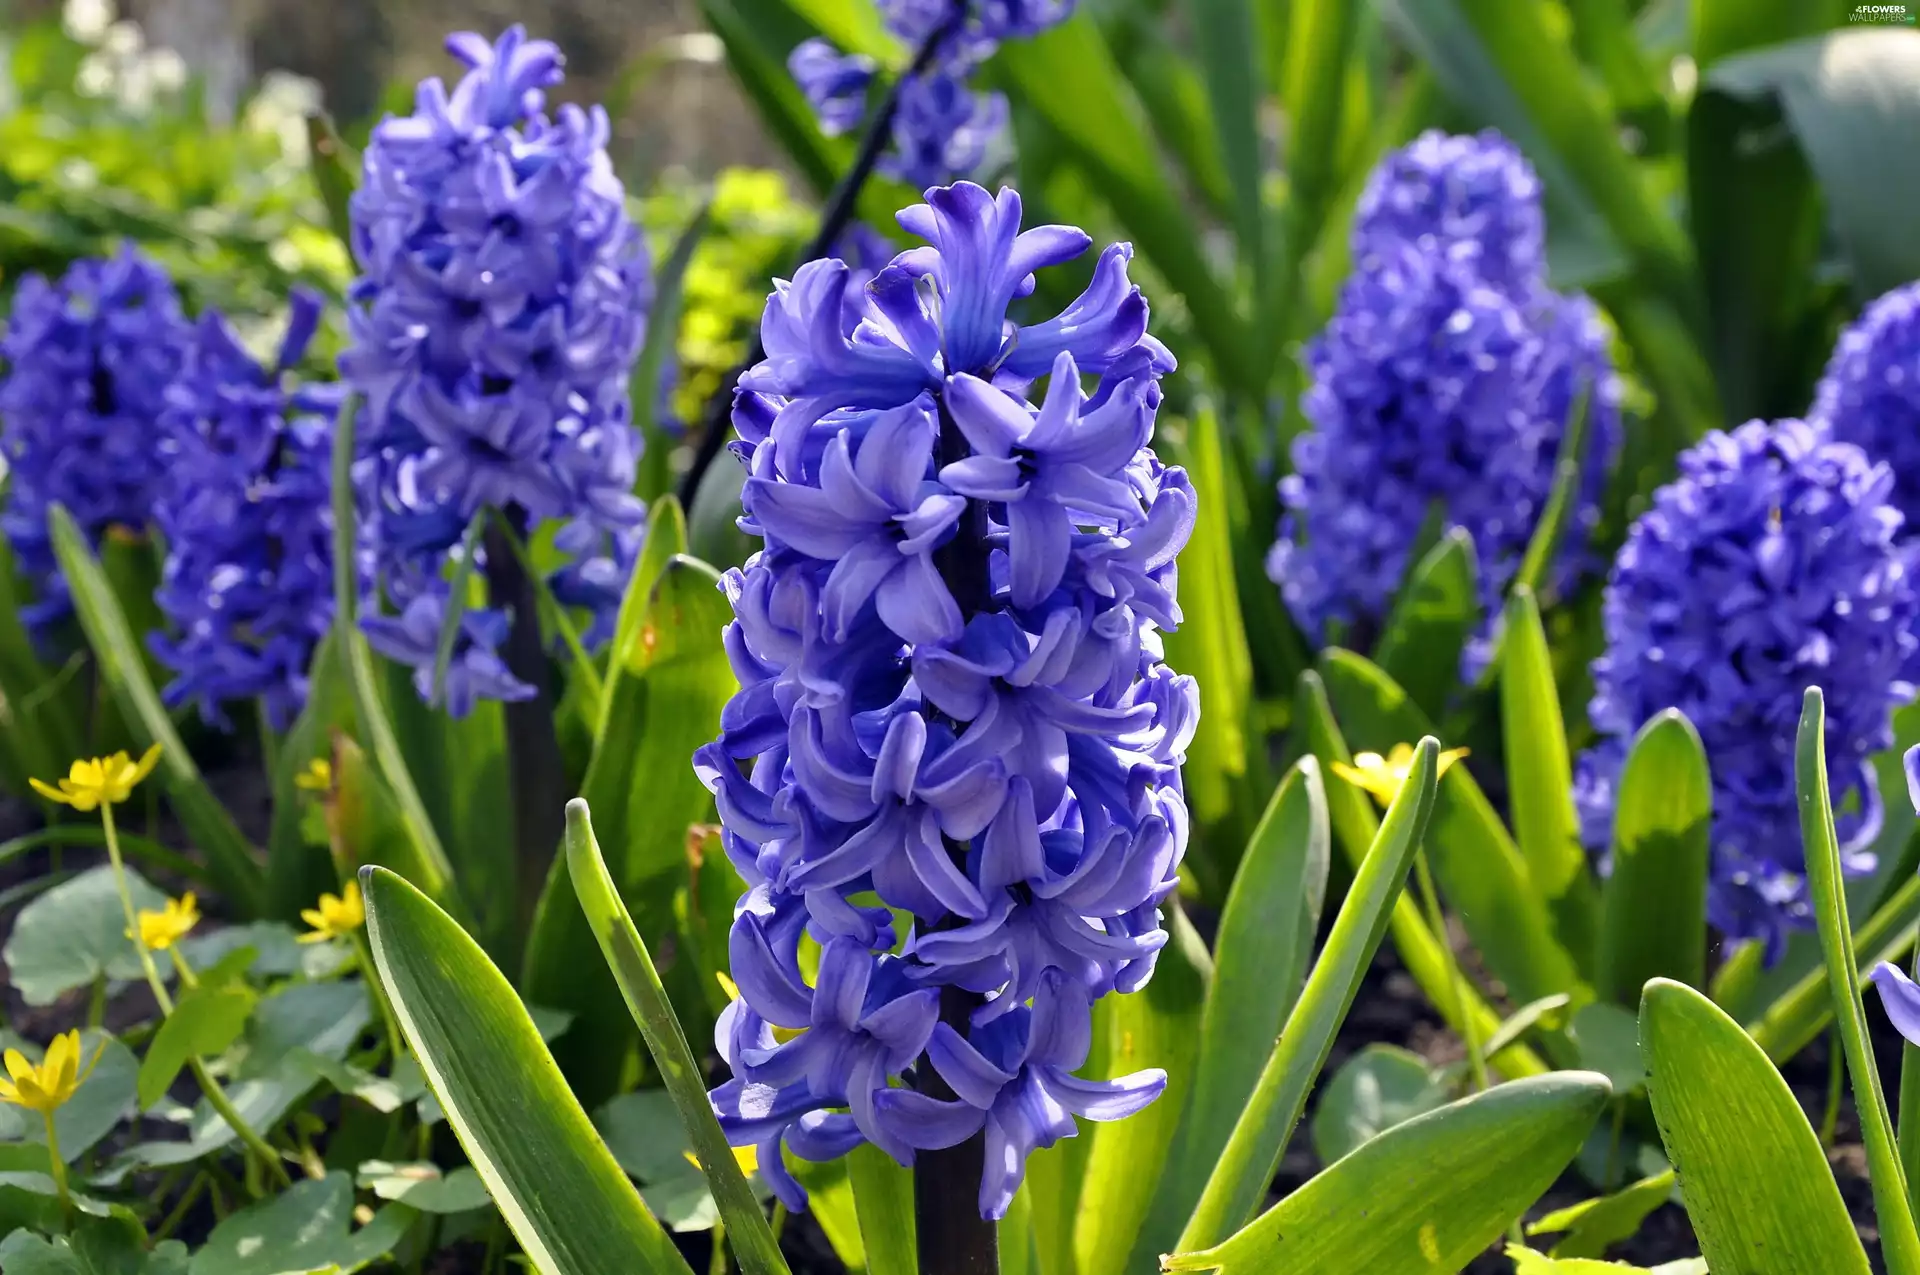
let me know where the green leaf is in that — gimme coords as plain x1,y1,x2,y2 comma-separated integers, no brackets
1567,1002,1645,1096
1527,1169,1676,1260
356,1160,493,1214
1640,977,1869,1273
360,866,693,1275
1319,648,1582,1004
264,631,351,919
1509,1248,1705,1275
1176,737,1441,1252
1076,903,1211,1275
1189,0,1264,281
1597,710,1710,1006
1483,993,1574,1060
1,865,163,1006
1686,0,1841,424
1309,1044,1451,1165
849,1141,916,1275
428,511,488,711
302,114,358,255
524,548,733,1105
0,1030,137,1163
1146,758,1330,1256
1273,0,1364,336
46,505,264,914
1796,687,1920,1273
1165,1073,1612,1273
1500,586,1589,901
1294,671,1548,1079
1708,29,1920,300
1373,528,1479,722
560,800,788,1275
634,208,714,501
327,398,464,922
995,16,1257,395
596,1090,739,1231
137,982,257,1111
791,1156,866,1266
189,1173,411,1275
782,0,899,61
0,1220,188,1275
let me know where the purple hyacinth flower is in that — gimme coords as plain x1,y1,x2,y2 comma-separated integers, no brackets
789,38,875,136
704,182,1193,1216
879,974,1164,1219
1576,419,1920,957
1812,281,1920,529
341,24,650,710
361,589,535,719
1872,962,1920,1046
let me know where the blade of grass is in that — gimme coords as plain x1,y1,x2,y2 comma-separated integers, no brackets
1798,686,1920,1275
563,798,790,1275
1175,737,1441,1252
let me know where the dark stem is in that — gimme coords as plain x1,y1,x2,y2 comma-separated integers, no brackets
913,402,1000,1275
674,9,968,510
482,508,568,946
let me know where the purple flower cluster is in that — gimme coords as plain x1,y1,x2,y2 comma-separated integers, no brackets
340,26,650,714
151,289,342,730
1267,130,1621,656
1575,419,1920,957
789,0,1072,190
699,182,1196,1220
1812,281,1920,526
0,245,189,636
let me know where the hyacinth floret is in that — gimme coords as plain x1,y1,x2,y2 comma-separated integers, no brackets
1268,129,1621,656
1574,418,1920,958
1811,280,1920,527
700,181,1195,1220
151,287,342,730
340,25,650,713
0,244,189,636
789,0,1072,190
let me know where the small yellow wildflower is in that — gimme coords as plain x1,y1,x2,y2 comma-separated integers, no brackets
685,1144,759,1174
29,744,162,811
298,880,364,943
295,758,332,793
1331,743,1470,807
133,892,199,951
0,1031,104,1114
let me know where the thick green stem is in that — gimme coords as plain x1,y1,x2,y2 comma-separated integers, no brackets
100,803,291,1191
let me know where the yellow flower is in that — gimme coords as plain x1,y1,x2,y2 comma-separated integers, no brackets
294,758,332,793
1331,743,1470,807
0,1031,104,1114
29,744,162,811
133,893,199,951
298,880,364,943
685,1144,759,1174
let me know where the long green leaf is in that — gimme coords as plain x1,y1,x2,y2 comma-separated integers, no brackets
1190,0,1265,284
327,397,463,919
1271,0,1363,345
1596,710,1710,1005
1075,903,1211,1275
1295,671,1547,1079
265,632,352,918
634,204,714,501
1798,687,1920,1273
1708,28,1920,303
1175,737,1440,1253
995,15,1258,396
563,799,790,1275
360,866,693,1275
1687,0,1842,425
1320,648,1582,1004
1640,977,1870,1274
1500,585,1599,968
47,505,264,914
1373,528,1479,723
303,114,359,255
848,1142,915,1275
1142,758,1330,1262
1164,1073,1612,1273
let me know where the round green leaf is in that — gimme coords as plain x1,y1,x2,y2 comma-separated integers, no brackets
3,866,164,1006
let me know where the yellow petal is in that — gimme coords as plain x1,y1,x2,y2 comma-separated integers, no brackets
3,1049,34,1084
1385,742,1417,769
716,972,741,1002
296,930,330,944
299,907,327,931
0,1080,19,1106
69,759,100,787
129,742,163,786
27,778,72,806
